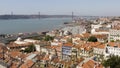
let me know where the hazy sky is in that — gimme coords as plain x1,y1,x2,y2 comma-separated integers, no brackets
0,0,120,16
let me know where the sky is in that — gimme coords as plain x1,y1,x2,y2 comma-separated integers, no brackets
0,0,120,16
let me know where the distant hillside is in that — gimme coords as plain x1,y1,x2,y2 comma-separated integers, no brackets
0,15,72,19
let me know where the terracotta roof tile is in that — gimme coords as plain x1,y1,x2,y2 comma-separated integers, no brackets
42,55,50,61
82,60,103,68
95,44,105,49
63,43,73,47
82,33,91,38
108,42,115,47
9,51,22,58
8,42,32,48
20,60,34,68
93,34,108,39
10,62,19,68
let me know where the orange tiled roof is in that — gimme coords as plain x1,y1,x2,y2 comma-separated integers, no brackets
95,44,105,49
9,51,22,58
10,62,19,68
82,60,103,68
37,55,44,61
52,58,59,63
95,29,109,32
108,42,115,47
63,43,73,47
0,45,8,52
108,42,120,47
85,47,92,51
78,42,101,51
8,42,32,48
82,33,91,38
0,54,3,59
73,45,81,49
42,55,50,61
44,45,51,49
93,34,108,39
19,54,28,59
74,34,83,38
20,60,34,68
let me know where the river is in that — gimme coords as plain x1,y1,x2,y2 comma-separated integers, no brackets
0,18,71,34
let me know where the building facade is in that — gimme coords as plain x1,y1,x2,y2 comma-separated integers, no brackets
109,29,120,42
104,43,120,58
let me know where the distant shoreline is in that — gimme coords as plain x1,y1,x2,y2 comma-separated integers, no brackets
0,15,72,20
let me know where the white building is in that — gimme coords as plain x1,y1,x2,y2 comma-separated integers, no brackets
46,32,55,37
62,26,86,35
14,37,27,44
108,29,120,42
14,37,40,45
104,42,120,58
35,44,40,52
24,39,39,43
93,44,105,55
91,23,111,35
51,41,62,46
91,24,102,29
72,37,81,44
91,28,109,35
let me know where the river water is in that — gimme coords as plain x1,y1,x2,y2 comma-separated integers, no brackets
0,18,71,34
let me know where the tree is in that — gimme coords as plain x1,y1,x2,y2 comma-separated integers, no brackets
44,35,54,41
110,40,114,42
102,55,120,68
24,45,36,53
88,36,97,42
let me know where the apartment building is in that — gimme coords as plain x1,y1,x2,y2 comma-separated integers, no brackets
104,42,120,58
108,29,120,42
93,44,105,55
